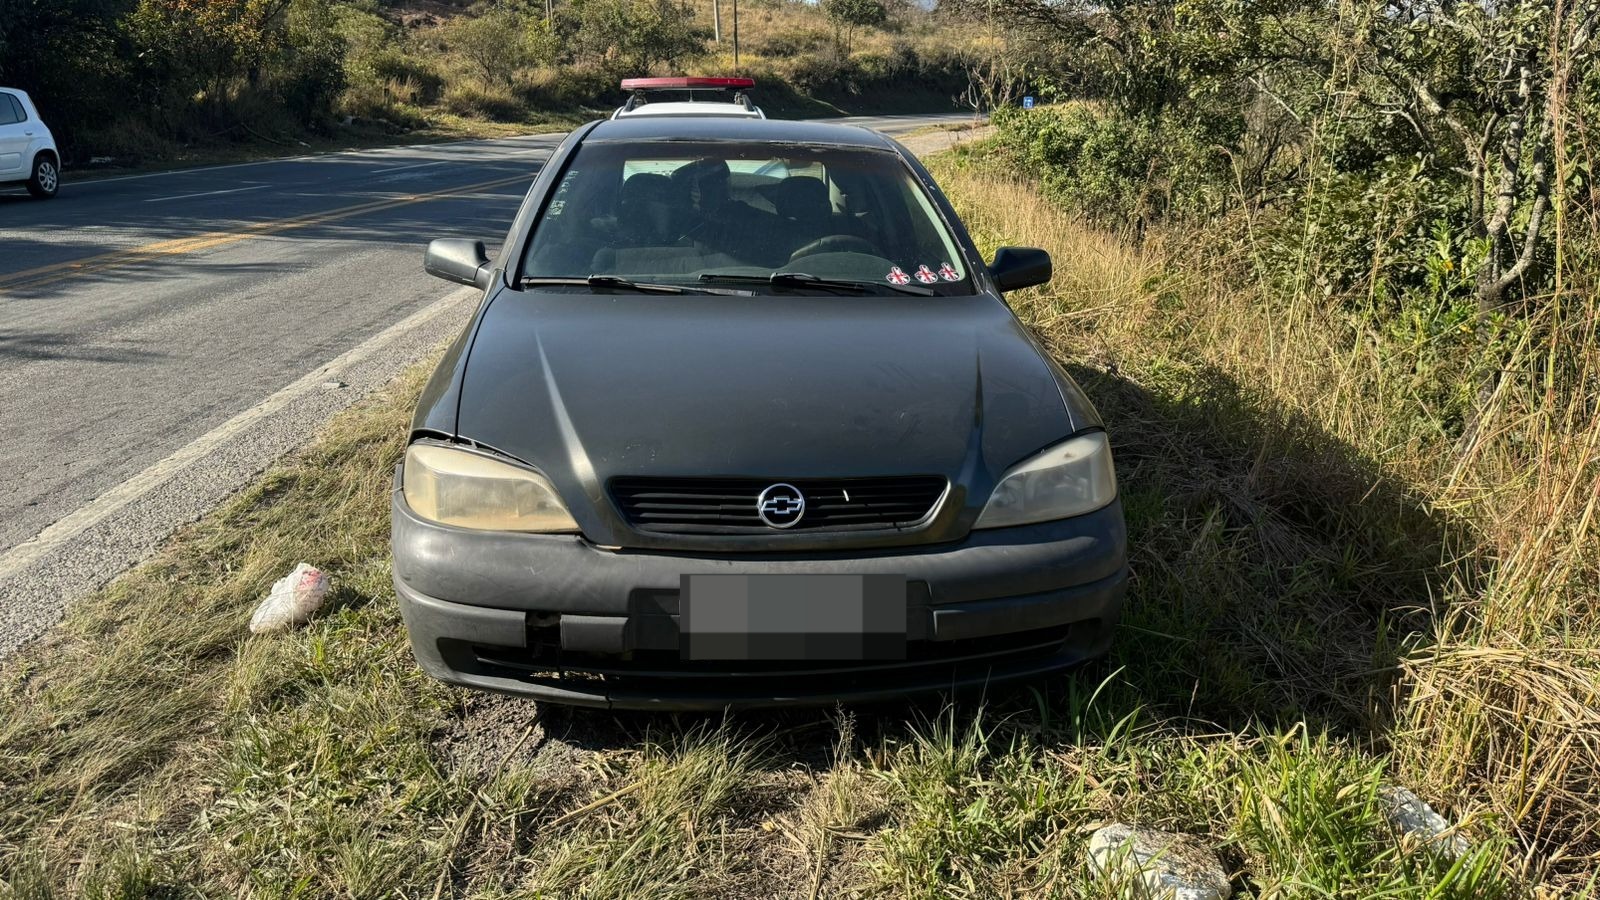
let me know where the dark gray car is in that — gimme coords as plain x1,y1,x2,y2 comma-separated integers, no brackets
393,112,1126,709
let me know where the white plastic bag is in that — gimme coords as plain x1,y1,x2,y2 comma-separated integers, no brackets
249,563,331,634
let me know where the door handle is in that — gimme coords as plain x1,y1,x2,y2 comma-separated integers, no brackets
24,131,33,136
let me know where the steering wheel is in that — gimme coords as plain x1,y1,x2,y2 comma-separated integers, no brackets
789,234,878,261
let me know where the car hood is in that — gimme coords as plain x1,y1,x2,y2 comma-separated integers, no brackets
449,290,1083,546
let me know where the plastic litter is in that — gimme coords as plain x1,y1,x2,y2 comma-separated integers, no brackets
1378,785,1471,859
249,563,331,634
1088,824,1232,900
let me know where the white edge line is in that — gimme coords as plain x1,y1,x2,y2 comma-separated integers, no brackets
71,132,562,187
0,285,478,583
144,183,271,203
372,160,446,176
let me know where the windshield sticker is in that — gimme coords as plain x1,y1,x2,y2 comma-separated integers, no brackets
914,265,939,284
546,170,578,217
886,266,912,285
938,262,961,281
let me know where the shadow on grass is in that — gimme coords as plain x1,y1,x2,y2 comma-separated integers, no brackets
424,350,1494,892
0,344,1485,896
1058,359,1453,740
447,352,1457,772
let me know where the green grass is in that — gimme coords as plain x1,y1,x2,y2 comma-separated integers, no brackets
0,168,1558,897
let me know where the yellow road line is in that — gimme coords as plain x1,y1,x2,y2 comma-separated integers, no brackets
0,173,529,294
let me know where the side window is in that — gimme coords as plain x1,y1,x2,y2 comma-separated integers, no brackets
0,95,20,127
12,96,28,122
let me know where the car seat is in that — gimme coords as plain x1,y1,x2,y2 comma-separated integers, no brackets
617,173,679,246
770,177,833,253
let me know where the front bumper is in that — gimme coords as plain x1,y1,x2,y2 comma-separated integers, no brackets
392,486,1127,710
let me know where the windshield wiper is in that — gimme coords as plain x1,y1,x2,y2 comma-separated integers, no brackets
520,275,708,294
698,272,936,296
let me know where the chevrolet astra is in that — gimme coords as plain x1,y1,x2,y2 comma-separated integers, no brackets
393,79,1127,709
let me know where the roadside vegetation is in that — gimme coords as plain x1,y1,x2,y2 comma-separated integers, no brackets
1,0,1596,896
941,0,1600,890
0,348,1522,898
0,0,979,169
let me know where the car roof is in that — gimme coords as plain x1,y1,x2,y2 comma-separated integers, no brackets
613,100,764,120
583,116,898,150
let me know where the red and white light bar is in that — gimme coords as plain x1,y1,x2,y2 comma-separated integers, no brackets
620,76,756,91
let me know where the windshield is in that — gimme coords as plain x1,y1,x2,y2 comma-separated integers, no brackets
519,141,973,294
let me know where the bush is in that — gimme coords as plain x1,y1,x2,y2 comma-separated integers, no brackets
338,5,444,107
277,0,346,129
516,66,615,113
445,2,552,85
783,52,850,93
994,103,1232,226
370,51,444,103
441,78,527,120
751,30,831,58
1262,159,1474,311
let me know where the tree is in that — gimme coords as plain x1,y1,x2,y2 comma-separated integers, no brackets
823,0,886,56
279,0,347,126
1369,1,1599,314
125,0,295,116
448,2,545,85
564,0,706,74
940,0,1306,117
0,0,133,156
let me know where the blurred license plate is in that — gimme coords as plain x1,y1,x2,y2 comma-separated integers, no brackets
680,574,907,661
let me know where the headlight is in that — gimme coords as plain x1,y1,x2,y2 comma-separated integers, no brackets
402,443,579,533
973,431,1117,529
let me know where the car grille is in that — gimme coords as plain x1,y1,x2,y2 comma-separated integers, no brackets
609,475,948,534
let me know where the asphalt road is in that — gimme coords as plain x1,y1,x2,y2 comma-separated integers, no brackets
0,111,974,656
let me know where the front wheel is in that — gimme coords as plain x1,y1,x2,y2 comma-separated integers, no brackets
26,154,58,199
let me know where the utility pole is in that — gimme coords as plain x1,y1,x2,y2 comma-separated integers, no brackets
732,0,739,67
713,0,721,44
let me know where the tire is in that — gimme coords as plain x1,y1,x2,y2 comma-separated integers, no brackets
26,153,59,199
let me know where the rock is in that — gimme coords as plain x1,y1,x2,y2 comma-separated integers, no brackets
249,563,331,634
1088,824,1231,900
1377,786,1470,859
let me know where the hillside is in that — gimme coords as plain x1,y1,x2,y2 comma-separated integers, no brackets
0,0,979,168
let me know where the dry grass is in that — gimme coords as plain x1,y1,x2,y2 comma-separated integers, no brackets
680,0,981,115
1,153,1592,896
930,145,1600,892
681,0,978,60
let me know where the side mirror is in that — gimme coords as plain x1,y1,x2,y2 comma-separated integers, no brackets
424,238,492,289
989,246,1052,292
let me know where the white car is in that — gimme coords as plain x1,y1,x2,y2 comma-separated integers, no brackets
0,88,59,199
611,77,766,120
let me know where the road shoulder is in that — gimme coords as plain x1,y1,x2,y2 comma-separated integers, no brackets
0,287,477,659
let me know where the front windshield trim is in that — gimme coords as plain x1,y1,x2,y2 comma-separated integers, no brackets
518,275,753,296
514,139,977,297
697,271,938,297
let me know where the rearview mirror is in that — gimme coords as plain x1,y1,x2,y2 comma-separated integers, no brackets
989,246,1052,292
424,238,492,289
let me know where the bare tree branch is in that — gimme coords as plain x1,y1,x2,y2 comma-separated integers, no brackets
1488,76,1557,299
